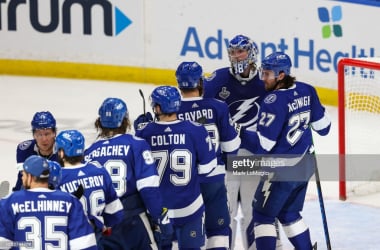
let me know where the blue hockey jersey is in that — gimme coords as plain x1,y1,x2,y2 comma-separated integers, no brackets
177,96,241,181
14,139,58,191
241,82,331,180
244,82,331,154
203,67,267,131
0,188,97,250
84,134,164,220
58,162,124,230
135,120,217,225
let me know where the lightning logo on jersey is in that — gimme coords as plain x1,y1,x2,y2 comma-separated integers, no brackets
230,97,260,127
261,172,274,207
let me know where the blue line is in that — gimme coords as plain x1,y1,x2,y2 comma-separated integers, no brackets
331,0,380,7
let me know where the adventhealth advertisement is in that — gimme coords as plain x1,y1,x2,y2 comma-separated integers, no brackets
0,0,379,91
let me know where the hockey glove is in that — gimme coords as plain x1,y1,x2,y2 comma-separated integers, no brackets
133,112,153,130
153,208,174,248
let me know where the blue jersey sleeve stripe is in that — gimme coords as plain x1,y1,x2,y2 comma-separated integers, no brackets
311,114,331,131
167,194,203,219
221,136,241,153
136,175,159,190
198,158,217,174
258,132,276,152
69,233,97,249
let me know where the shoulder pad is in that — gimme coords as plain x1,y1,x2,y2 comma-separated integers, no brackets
132,135,145,141
204,71,217,81
87,161,103,169
136,122,149,130
263,93,278,105
18,140,33,150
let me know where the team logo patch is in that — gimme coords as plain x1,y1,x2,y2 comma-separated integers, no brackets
218,87,230,100
190,230,197,238
264,94,277,104
218,218,225,225
18,140,32,150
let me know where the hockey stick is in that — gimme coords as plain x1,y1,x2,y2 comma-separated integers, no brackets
139,89,146,115
313,150,332,250
0,181,10,199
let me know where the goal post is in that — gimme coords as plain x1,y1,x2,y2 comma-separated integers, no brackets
338,58,380,200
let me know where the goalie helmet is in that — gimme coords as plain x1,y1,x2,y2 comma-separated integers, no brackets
150,86,181,113
31,111,56,131
47,160,62,189
261,52,292,77
98,97,128,128
55,130,85,157
176,61,203,89
228,35,259,74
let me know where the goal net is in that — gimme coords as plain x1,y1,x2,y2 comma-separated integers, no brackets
338,58,380,200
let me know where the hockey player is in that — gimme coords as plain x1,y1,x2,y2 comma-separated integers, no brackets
84,97,173,250
55,129,124,247
175,61,241,249
135,86,217,250
242,52,331,250
13,111,59,191
0,155,97,249
203,34,277,249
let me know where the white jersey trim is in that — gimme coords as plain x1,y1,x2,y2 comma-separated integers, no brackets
254,224,277,238
168,194,203,218
206,235,229,248
16,162,23,171
136,175,160,191
206,164,226,177
282,218,308,238
311,113,331,131
104,198,124,214
257,132,276,152
221,136,241,153
70,233,97,249
198,158,217,175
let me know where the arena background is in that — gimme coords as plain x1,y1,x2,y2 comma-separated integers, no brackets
1,0,380,107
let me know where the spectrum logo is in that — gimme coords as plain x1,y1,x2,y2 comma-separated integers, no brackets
317,6,343,38
0,0,132,36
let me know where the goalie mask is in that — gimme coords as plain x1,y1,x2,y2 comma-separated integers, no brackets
228,35,259,75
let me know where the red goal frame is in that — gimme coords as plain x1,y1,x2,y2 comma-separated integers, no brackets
338,58,380,200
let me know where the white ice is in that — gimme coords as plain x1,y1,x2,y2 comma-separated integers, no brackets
0,75,379,250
